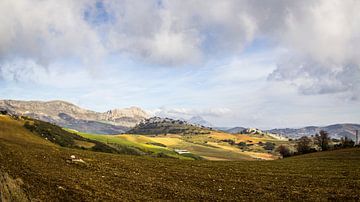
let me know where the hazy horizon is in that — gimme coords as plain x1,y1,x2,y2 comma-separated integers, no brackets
1,0,359,128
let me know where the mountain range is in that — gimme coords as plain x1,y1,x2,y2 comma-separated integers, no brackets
266,124,360,140
225,124,360,140
0,99,149,134
1,99,358,140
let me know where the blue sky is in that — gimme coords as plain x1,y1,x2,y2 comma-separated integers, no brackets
0,0,359,128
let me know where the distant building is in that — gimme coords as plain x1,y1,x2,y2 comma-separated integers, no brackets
174,149,190,154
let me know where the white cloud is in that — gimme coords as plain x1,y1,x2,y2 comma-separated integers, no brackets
0,0,105,80
265,0,360,99
0,0,359,127
149,107,231,120
1,1,359,80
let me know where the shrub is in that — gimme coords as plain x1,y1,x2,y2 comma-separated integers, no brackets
340,137,355,148
146,142,167,147
180,153,203,160
263,142,275,151
221,139,235,145
276,145,292,157
238,142,247,147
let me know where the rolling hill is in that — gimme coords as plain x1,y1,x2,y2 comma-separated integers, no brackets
127,117,211,135
0,113,284,161
77,131,281,161
224,124,360,141
1,112,359,200
74,116,287,161
225,126,246,134
268,124,360,140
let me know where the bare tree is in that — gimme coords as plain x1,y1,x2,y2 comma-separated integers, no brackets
315,130,330,151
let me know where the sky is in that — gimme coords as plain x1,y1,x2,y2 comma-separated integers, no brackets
0,0,359,128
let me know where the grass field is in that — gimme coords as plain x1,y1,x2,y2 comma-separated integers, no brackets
74,130,286,160
1,114,360,200
76,132,195,160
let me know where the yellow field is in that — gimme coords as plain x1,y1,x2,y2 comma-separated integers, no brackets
97,130,287,161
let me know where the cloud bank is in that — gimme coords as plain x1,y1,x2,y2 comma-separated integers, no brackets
1,0,359,99
0,0,359,128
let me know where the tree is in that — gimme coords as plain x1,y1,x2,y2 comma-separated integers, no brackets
296,136,312,154
263,142,275,151
238,142,247,147
315,130,330,151
276,145,291,157
341,136,355,148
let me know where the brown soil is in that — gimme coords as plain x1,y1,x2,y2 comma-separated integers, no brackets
1,115,360,201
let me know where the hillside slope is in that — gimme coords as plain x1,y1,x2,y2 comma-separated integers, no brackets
78,132,279,161
1,114,360,200
0,114,123,154
128,117,211,135
0,99,149,134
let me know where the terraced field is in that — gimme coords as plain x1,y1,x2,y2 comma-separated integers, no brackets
1,115,360,201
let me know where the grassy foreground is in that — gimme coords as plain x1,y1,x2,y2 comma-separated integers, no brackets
1,115,360,201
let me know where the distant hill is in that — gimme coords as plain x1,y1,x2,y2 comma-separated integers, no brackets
0,99,149,134
127,117,210,135
1,111,360,200
225,127,288,141
223,124,360,140
267,124,360,140
225,127,246,134
187,116,213,127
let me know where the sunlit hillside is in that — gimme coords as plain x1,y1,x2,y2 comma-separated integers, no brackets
1,114,359,201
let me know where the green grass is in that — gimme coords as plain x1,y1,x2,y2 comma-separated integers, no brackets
1,114,360,201
70,129,283,161
73,131,195,160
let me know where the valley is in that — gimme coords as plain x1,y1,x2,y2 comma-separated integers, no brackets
1,114,359,201
1,1,359,201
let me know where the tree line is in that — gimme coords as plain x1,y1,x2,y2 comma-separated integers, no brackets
277,130,357,158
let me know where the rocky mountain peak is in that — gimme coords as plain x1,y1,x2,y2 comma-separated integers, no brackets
188,116,213,127
0,99,150,134
105,107,149,119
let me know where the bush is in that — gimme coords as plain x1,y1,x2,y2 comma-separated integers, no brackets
180,153,203,160
221,139,235,145
238,142,247,147
276,145,292,157
340,137,355,148
263,142,275,151
146,142,167,147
